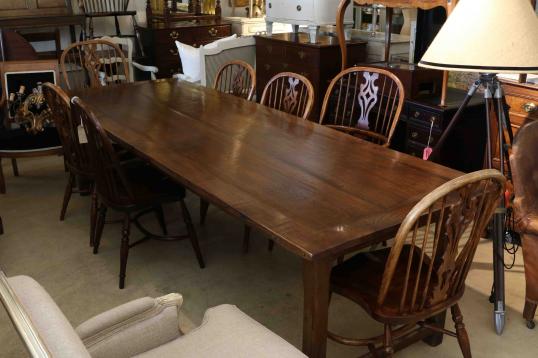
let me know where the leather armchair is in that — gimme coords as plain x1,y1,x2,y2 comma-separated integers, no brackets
0,271,306,357
510,120,538,329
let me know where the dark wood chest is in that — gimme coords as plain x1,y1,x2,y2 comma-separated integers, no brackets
139,20,232,78
391,88,487,173
255,33,367,120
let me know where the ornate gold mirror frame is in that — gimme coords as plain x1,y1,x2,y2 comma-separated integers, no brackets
336,0,457,105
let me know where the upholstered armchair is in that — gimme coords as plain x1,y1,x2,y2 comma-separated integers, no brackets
0,271,306,357
510,120,538,329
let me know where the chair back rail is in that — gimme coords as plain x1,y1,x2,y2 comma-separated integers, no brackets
214,60,256,101
0,271,51,358
81,0,130,13
71,97,135,207
60,39,130,91
260,72,314,120
42,83,92,177
319,66,405,146
377,169,505,316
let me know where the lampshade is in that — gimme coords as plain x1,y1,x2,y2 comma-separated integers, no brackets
419,0,538,73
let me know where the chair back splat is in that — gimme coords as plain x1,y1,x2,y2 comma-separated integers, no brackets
320,66,405,146
60,40,130,90
378,170,505,321
260,72,314,120
214,60,256,101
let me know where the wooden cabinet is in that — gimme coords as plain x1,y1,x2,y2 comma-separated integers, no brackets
139,21,232,78
0,0,71,17
391,88,487,173
255,33,367,120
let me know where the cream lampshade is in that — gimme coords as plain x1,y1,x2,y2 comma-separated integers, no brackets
419,0,538,73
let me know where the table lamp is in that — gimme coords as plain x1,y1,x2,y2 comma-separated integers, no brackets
418,0,538,336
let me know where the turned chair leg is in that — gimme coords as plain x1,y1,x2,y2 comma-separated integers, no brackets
90,185,98,247
0,216,4,235
119,213,131,289
11,158,19,177
451,304,472,358
199,198,209,226
93,204,107,254
60,173,75,221
181,200,205,269
383,324,394,357
154,205,168,235
524,300,537,329
0,158,6,194
268,239,275,251
242,225,251,253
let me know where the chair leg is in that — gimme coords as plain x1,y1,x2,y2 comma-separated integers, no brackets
154,205,168,235
60,173,75,221
93,204,107,254
0,216,4,235
383,324,394,357
0,158,6,194
523,300,537,329
268,238,275,251
242,225,251,253
11,158,19,177
451,304,472,358
180,200,205,269
119,213,131,289
199,198,209,226
90,185,98,247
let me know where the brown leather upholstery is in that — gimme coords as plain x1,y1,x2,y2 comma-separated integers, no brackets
510,120,538,325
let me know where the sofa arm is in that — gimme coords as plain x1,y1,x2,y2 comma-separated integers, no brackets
75,293,183,358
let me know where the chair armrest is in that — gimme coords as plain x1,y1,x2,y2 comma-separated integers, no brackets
132,62,159,74
75,293,183,358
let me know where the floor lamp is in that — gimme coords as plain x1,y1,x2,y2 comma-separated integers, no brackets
419,0,538,335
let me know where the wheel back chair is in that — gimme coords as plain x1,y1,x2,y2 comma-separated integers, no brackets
71,97,205,289
328,169,505,357
0,270,306,357
319,66,405,147
510,120,538,330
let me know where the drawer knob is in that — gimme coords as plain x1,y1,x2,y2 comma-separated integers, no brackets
297,5,302,11
411,131,418,139
169,48,178,56
268,2,272,8
430,116,436,123
523,102,537,113
413,111,420,118
169,31,179,40
208,27,218,37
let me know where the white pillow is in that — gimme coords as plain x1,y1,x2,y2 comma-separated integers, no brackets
175,40,202,82
203,34,238,50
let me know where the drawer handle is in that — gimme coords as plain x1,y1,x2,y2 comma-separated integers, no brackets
169,49,178,56
411,131,418,139
298,51,306,60
413,111,420,118
523,102,537,113
169,31,179,40
430,116,436,123
208,28,218,37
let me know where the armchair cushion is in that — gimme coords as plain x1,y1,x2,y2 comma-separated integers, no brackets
7,275,91,357
135,304,306,358
76,293,183,358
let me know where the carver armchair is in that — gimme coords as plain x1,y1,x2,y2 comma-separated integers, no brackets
0,271,306,358
510,120,538,329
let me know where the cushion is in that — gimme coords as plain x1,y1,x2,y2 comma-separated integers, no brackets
7,275,91,358
175,35,238,82
203,34,238,50
134,304,306,358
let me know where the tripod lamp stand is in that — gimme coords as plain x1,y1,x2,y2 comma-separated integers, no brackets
419,0,538,335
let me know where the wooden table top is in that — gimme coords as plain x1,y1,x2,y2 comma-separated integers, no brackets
75,79,462,260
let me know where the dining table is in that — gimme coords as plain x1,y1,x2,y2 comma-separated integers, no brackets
74,78,463,357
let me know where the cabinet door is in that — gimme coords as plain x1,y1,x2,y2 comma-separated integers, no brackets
267,0,314,23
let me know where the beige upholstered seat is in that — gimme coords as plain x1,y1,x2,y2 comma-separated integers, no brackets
0,273,306,358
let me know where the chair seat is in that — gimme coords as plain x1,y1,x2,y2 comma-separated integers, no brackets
331,245,433,322
134,304,306,358
0,127,61,152
108,162,186,210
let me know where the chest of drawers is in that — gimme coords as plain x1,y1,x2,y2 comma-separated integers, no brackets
390,88,487,173
255,33,367,120
139,21,232,78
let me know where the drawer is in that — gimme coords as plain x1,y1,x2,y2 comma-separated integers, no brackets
406,122,441,147
155,30,192,46
505,94,538,121
257,42,285,59
406,140,427,159
284,46,318,66
406,107,442,129
190,25,231,42
267,0,314,23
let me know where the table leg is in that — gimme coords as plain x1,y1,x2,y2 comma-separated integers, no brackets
302,257,332,358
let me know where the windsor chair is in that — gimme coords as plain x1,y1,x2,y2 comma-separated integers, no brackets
214,60,256,100
260,72,314,120
328,169,505,357
319,66,405,147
